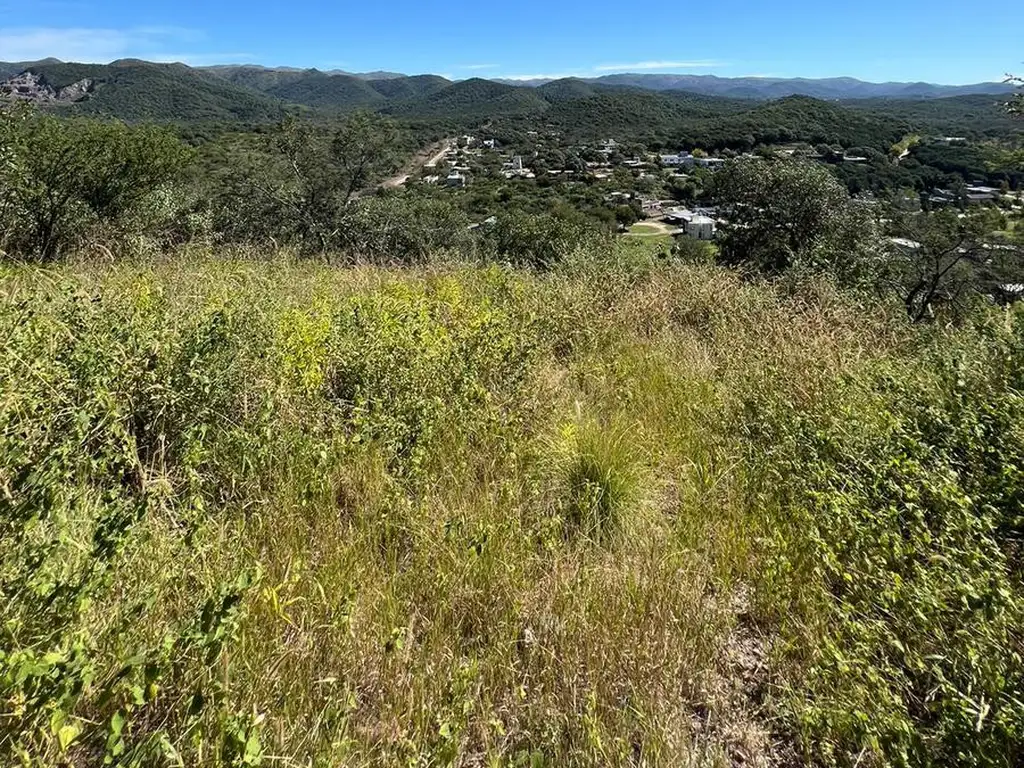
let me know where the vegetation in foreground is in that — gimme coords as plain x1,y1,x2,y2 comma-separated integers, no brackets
2,250,1022,766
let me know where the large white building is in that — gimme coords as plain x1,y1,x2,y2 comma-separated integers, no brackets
685,215,717,240
664,208,717,240
660,152,695,167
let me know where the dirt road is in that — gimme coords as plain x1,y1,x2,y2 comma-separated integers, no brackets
380,140,453,189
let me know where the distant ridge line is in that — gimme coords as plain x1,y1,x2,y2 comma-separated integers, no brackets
0,59,1013,100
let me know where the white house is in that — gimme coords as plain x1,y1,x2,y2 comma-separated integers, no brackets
660,152,695,167
664,208,717,240
695,157,726,169
685,215,716,240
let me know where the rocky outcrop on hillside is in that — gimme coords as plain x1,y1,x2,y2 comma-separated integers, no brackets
0,72,93,103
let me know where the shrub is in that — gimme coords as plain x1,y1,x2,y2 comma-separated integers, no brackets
324,277,539,476
744,311,1024,766
483,210,608,271
337,196,477,265
0,108,192,261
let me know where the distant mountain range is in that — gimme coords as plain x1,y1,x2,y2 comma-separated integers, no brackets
2,59,1014,104
0,59,1018,146
495,73,1015,100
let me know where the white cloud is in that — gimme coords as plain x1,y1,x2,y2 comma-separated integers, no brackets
0,26,245,65
593,60,725,72
0,27,134,62
461,63,498,70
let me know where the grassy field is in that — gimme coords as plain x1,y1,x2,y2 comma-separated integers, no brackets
2,252,1022,766
627,223,671,235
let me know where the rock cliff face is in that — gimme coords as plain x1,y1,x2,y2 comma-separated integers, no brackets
0,71,94,103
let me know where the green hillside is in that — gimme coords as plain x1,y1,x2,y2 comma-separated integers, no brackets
26,60,289,122
1,60,1017,147
197,64,311,93
543,90,735,140
846,94,1024,139
534,77,606,101
384,78,551,119
0,58,62,79
368,74,452,100
200,66,451,109
261,70,387,110
686,94,911,150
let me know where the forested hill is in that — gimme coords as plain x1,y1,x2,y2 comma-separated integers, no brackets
1,59,1018,146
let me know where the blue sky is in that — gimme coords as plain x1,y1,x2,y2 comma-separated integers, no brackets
1,0,1020,84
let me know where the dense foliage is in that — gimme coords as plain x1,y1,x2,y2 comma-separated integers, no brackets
29,61,290,123
1,256,1022,766
0,107,192,261
713,158,878,281
6,61,1019,154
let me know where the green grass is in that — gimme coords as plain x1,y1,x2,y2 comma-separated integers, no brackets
2,254,1022,766
622,225,675,255
627,222,667,235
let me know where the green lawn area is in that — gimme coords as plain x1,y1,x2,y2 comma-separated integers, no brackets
627,222,669,236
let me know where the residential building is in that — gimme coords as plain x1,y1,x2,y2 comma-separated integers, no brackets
664,208,717,240
695,157,726,169
685,215,717,240
660,152,695,167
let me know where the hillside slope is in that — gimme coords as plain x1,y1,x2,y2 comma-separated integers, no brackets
4,257,1021,766
12,60,289,121
383,77,551,119
1,60,1015,144
508,72,1015,100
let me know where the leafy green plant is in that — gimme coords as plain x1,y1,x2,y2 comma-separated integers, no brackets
744,314,1024,766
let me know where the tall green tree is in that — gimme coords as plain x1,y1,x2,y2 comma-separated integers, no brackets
883,208,1022,322
242,111,401,253
713,157,877,282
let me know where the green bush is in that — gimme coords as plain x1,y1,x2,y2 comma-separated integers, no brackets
744,311,1024,766
337,196,477,265
325,276,539,475
0,107,192,261
483,210,608,271
557,422,642,543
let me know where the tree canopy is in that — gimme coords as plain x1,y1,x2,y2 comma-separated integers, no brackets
713,157,877,283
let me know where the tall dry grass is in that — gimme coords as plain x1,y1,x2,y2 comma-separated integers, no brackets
2,253,1021,766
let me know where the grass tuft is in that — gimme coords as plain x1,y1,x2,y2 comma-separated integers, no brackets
557,420,643,544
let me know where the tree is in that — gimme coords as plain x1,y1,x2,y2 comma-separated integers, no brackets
0,109,190,261
1007,75,1023,116
483,210,605,271
883,208,1023,322
239,112,402,253
0,104,29,257
337,196,475,265
713,157,877,283
330,111,401,206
